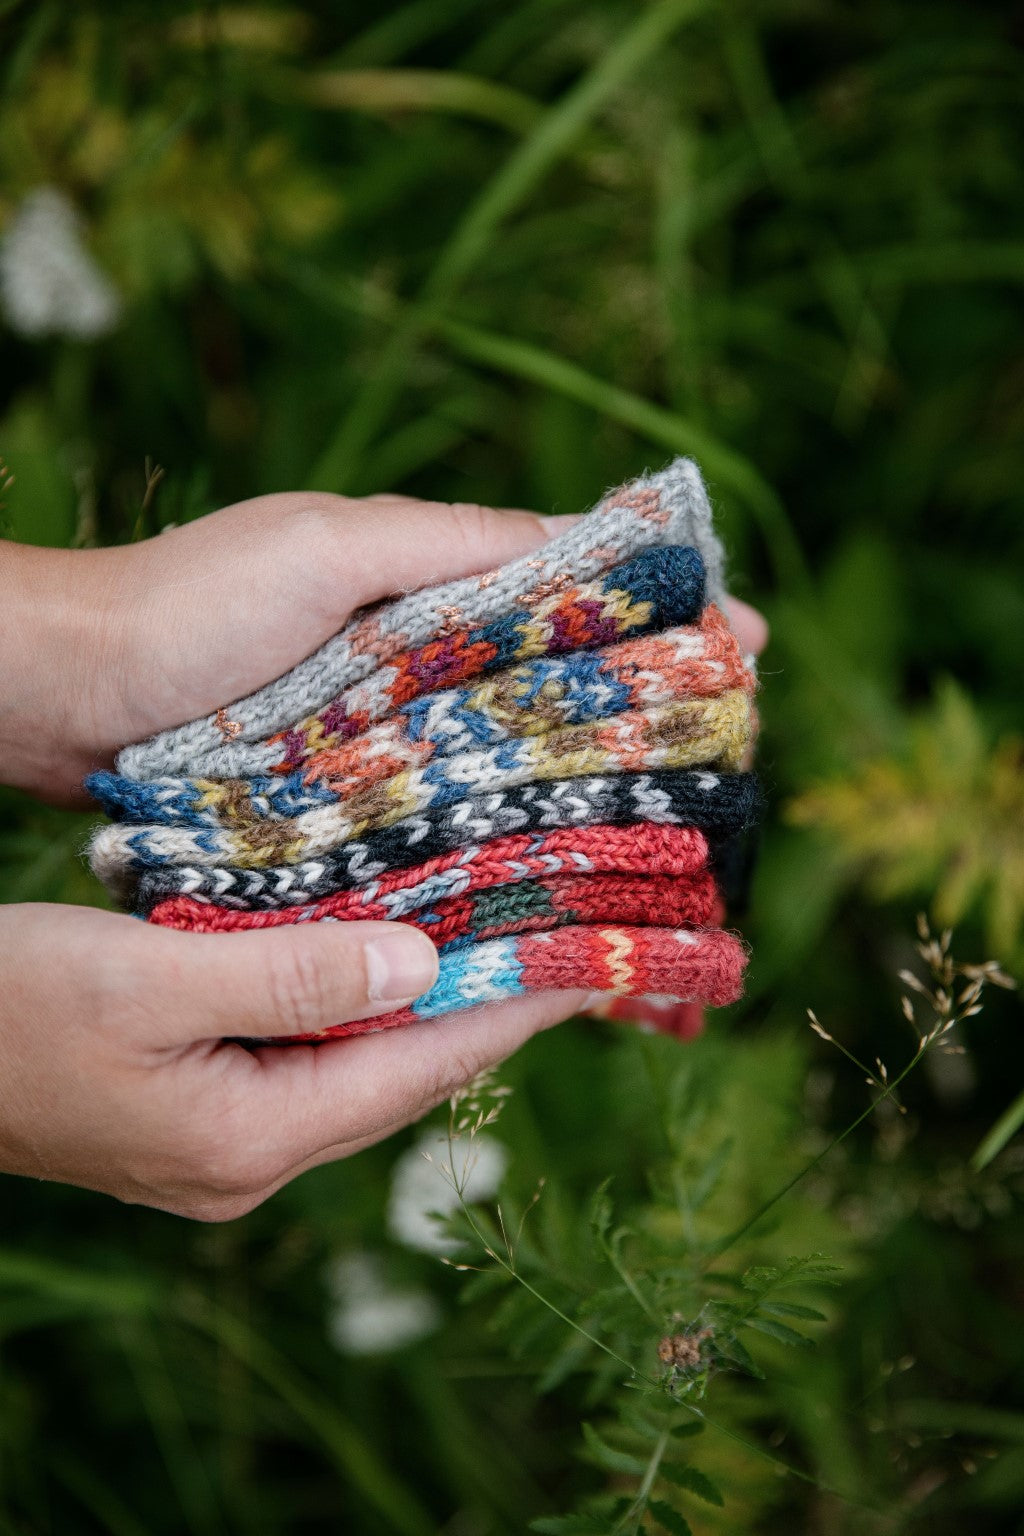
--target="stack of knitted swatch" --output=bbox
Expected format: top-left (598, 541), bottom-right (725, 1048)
top-left (86, 458), bottom-right (761, 1042)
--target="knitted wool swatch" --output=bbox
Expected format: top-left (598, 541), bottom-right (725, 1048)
top-left (129, 768), bottom-right (762, 911)
top-left (88, 459), bottom-right (759, 1032)
top-left (148, 543), bottom-right (709, 785)
top-left (87, 691), bottom-right (753, 885)
top-left (147, 821), bottom-right (713, 929)
top-left (269, 601), bottom-right (752, 794)
top-left (87, 601), bottom-right (752, 827)
top-left (150, 868), bottom-right (720, 948)
top-left (90, 687), bottom-right (751, 829)
top-left (116, 458), bottom-right (724, 783)
top-left (239, 925), bottom-right (747, 1042)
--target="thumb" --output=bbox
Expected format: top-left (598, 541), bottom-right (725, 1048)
top-left (142, 919), bottom-right (441, 1046)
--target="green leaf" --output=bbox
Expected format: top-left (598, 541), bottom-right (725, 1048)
top-left (590, 1177), bottom-right (614, 1243)
top-left (745, 1317), bottom-right (812, 1348)
top-left (972, 1087), bottom-right (1024, 1170)
top-left (713, 1334), bottom-right (765, 1378)
top-left (760, 1301), bottom-right (828, 1322)
top-left (670, 1421), bottom-right (705, 1439)
top-left (581, 1423), bottom-right (648, 1476)
top-left (690, 1137), bottom-right (735, 1210)
top-left (649, 1500), bottom-right (694, 1535)
top-left (659, 1464), bottom-right (724, 1505)
top-left (531, 1517), bottom-right (611, 1535)
top-left (740, 1265), bottom-right (780, 1292)
top-left (619, 1403), bottom-right (671, 1442)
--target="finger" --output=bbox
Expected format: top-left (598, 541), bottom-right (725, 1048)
top-left (136, 918), bottom-right (442, 1048)
top-left (165, 490), bottom-right (579, 614)
top-left (363, 491), bottom-right (550, 521)
top-left (240, 988), bottom-right (590, 1172)
top-left (724, 595), bottom-right (769, 657)
top-left (313, 497), bottom-right (580, 612)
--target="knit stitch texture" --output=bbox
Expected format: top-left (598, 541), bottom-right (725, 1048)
top-left (88, 691), bottom-right (753, 886)
top-left (128, 769), bottom-right (761, 911)
top-left (150, 868), bottom-right (721, 947)
top-left (116, 459), bottom-right (724, 782)
top-left (148, 821), bottom-right (713, 928)
top-left (236, 925), bottom-right (747, 1042)
top-left (88, 458), bottom-right (759, 1031)
top-left (135, 543), bottom-right (708, 785)
top-left (267, 602), bottom-right (752, 794)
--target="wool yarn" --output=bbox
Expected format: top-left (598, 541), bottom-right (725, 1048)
top-left (87, 601), bottom-right (753, 824)
top-left (151, 868), bottom-right (721, 948)
top-left (115, 458), bottom-right (724, 783)
top-left (88, 458), bottom-right (760, 1031)
top-left (87, 691), bottom-right (753, 886)
top-left (90, 687), bottom-right (751, 830)
top-left (148, 821), bottom-right (712, 927)
top-left (133, 543), bottom-right (709, 786)
top-left (236, 925), bottom-right (747, 1043)
top-left (269, 602), bottom-right (752, 793)
top-left (129, 768), bottom-right (762, 912)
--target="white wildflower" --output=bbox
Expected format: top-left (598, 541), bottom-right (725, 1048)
top-left (325, 1251), bottom-right (441, 1357)
top-left (0, 187), bottom-right (121, 339)
top-left (387, 1131), bottom-right (508, 1255)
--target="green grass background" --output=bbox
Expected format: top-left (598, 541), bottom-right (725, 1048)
top-left (1, 1), bottom-right (1023, 1531)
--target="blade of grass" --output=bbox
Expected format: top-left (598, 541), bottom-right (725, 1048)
top-left (117, 1318), bottom-right (225, 1536)
top-left (283, 255), bottom-right (810, 588)
top-left (654, 123), bottom-right (706, 424)
top-left (181, 1295), bottom-right (435, 1536)
top-left (300, 68), bottom-right (543, 134)
top-left (336, 0), bottom-right (484, 69)
top-left (309, 0), bottom-right (710, 491)
top-left (438, 314), bottom-right (810, 591)
top-left (52, 1453), bottom-right (153, 1536)
top-left (0, 1250), bottom-right (159, 1314)
top-left (972, 1086), bottom-right (1024, 1171)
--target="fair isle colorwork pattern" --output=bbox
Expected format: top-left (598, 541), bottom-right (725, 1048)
top-left (149, 868), bottom-right (721, 947)
top-left (241, 925), bottom-right (747, 1042)
top-left (129, 769), bottom-right (762, 911)
top-left (87, 692), bottom-right (753, 882)
top-left (147, 821), bottom-right (712, 928)
top-left (186, 543), bottom-right (707, 783)
top-left (268, 601), bottom-right (751, 793)
top-left (116, 458), bottom-right (724, 782)
top-left (91, 689), bottom-right (750, 828)
top-left (89, 582), bottom-right (744, 828)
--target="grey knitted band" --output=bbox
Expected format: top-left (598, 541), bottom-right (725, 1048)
top-left (115, 458), bottom-right (724, 781)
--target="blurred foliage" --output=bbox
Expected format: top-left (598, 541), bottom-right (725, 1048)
top-left (1, 0), bottom-right (1023, 1531)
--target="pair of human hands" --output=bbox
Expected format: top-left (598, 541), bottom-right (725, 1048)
top-left (0, 491), bottom-right (767, 1219)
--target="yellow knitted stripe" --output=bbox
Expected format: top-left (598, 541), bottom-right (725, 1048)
top-left (600, 928), bottom-right (635, 993)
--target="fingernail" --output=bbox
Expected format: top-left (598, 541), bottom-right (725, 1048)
top-left (538, 513), bottom-right (583, 539)
top-left (364, 930), bottom-right (439, 1002)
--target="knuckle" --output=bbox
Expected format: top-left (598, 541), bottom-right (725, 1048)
top-left (425, 1043), bottom-right (486, 1107)
top-left (180, 1189), bottom-right (266, 1224)
top-left (283, 498), bottom-right (352, 549)
top-left (178, 1118), bottom-right (279, 1203)
top-left (264, 941), bottom-right (341, 1038)
top-left (447, 501), bottom-right (495, 558)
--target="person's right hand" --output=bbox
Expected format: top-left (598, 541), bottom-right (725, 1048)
top-left (0, 902), bottom-right (587, 1219)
